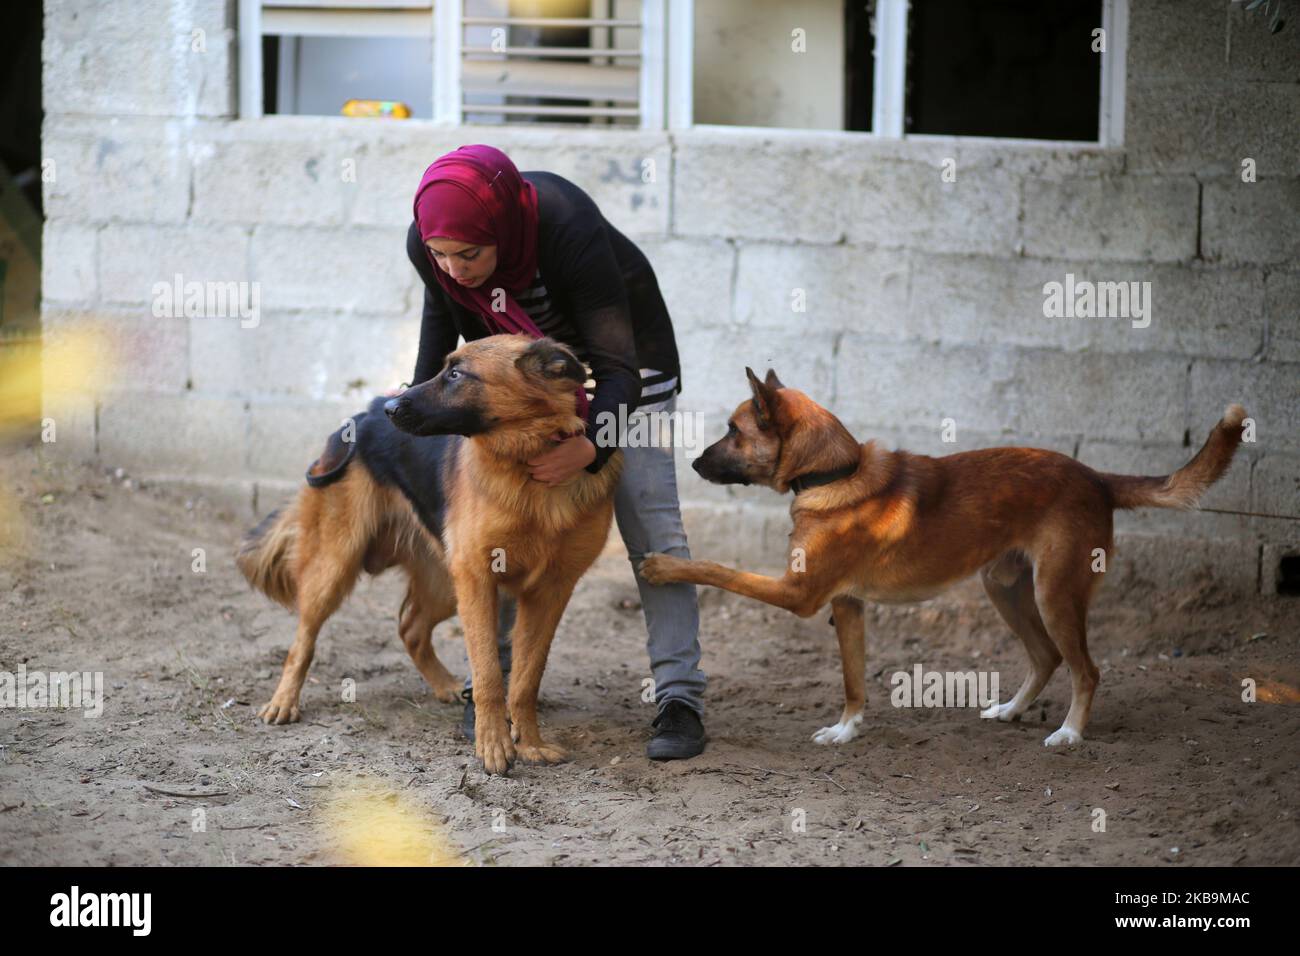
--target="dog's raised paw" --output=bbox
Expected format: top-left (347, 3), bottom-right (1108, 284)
top-left (812, 714), bottom-right (863, 745)
top-left (1043, 727), bottom-right (1082, 747)
top-left (430, 679), bottom-right (464, 704)
top-left (639, 553), bottom-right (675, 585)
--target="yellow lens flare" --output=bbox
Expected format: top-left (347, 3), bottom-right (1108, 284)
top-left (0, 323), bottom-right (114, 439)
top-left (320, 775), bottom-right (467, 867)
top-left (1253, 678), bottom-right (1300, 705)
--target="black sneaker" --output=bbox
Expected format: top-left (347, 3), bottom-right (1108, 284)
top-left (647, 700), bottom-right (706, 761)
top-left (460, 687), bottom-right (475, 742)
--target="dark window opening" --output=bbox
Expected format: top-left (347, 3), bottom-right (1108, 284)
top-left (844, 1), bottom-right (876, 132)
top-left (1279, 555), bottom-right (1300, 597)
top-left (906, 0), bottom-right (1102, 141)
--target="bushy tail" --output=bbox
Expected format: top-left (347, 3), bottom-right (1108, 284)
top-left (1102, 404), bottom-right (1247, 511)
top-left (236, 503), bottom-right (299, 609)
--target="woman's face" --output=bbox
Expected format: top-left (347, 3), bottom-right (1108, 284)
top-left (425, 238), bottom-right (498, 288)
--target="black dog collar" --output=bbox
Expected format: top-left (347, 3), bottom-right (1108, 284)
top-left (789, 463), bottom-right (858, 495)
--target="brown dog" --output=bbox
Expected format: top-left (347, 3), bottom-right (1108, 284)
top-left (642, 368), bottom-right (1246, 748)
top-left (238, 336), bottom-right (620, 774)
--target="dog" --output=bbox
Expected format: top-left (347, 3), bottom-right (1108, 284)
top-left (238, 335), bottom-right (621, 774)
top-left (642, 367), bottom-right (1246, 748)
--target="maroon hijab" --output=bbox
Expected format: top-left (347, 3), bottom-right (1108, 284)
top-left (413, 145), bottom-right (589, 421)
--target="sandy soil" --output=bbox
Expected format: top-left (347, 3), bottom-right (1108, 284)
top-left (1, 443), bottom-right (1297, 867)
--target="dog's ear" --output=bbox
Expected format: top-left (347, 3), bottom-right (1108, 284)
top-left (516, 338), bottom-right (586, 386)
top-left (746, 366), bottom-right (779, 430)
top-left (763, 368), bottom-right (785, 390)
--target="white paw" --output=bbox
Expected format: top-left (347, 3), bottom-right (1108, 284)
top-left (1043, 726), bottom-right (1083, 747)
top-left (980, 701), bottom-right (1021, 721)
top-left (812, 714), bottom-right (863, 745)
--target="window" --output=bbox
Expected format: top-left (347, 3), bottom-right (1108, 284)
top-left (238, 0), bottom-right (1126, 142)
top-left (693, 0), bottom-right (1125, 144)
top-left (239, 0), bottom-right (669, 127)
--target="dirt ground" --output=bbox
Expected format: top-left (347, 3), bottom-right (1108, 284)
top-left (1, 442), bottom-right (1297, 867)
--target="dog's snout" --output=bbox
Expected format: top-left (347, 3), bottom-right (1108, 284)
top-left (384, 397), bottom-right (405, 419)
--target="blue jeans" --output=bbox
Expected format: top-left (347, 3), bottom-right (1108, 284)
top-left (465, 395), bottom-right (707, 715)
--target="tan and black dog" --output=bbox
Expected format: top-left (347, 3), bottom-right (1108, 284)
top-left (643, 368), bottom-right (1245, 748)
top-left (238, 335), bottom-right (620, 774)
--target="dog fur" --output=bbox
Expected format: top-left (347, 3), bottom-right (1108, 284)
top-left (642, 367), bottom-right (1246, 748)
top-left (238, 335), bottom-right (621, 774)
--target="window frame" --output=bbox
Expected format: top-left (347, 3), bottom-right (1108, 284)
top-left (238, 0), bottom-right (1126, 145)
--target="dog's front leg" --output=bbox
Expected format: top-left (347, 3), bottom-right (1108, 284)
top-left (640, 553), bottom-right (825, 618)
top-left (452, 567), bottom-right (515, 774)
top-left (813, 596), bottom-right (867, 745)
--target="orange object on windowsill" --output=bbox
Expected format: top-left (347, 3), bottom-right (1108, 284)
top-left (341, 100), bottom-right (412, 119)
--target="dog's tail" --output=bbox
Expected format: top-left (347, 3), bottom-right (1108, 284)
top-left (1101, 404), bottom-right (1247, 511)
top-left (236, 501), bottom-right (300, 609)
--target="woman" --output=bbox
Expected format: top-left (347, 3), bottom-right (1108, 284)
top-left (405, 145), bottom-right (706, 761)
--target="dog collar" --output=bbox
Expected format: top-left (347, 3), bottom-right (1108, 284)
top-left (789, 463), bottom-right (857, 494)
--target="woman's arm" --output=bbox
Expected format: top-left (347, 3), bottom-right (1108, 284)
top-left (406, 221), bottom-right (460, 385)
top-left (558, 223), bottom-right (643, 474)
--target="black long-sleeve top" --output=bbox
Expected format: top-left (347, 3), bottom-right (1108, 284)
top-left (406, 170), bottom-right (682, 474)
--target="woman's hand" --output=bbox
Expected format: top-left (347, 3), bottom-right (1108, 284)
top-left (528, 433), bottom-right (597, 486)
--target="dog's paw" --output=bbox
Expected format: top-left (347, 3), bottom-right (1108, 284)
top-left (1043, 726), bottom-right (1083, 747)
top-left (476, 718), bottom-right (516, 775)
top-left (430, 678), bottom-right (464, 704)
top-left (515, 740), bottom-right (568, 765)
top-left (257, 698), bottom-right (301, 725)
top-left (640, 553), bottom-right (684, 586)
top-left (980, 701), bottom-right (1022, 722)
top-left (812, 713), bottom-right (863, 745)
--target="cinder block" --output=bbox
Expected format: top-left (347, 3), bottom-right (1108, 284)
top-left (246, 398), bottom-right (366, 479)
top-left (191, 122), bottom-right (355, 227)
top-left (635, 238), bottom-right (735, 334)
top-left (1022, 176), bottom-right (1199, 262)
top-left (1189, 358), bottom-right (1300, 451)
top-left (911, 254), bottom-right (1266, 359)
top-left (42, 0), bottom-right (234, 118)
top-left (42, 308), bottom-right (190, 395)
top-left (673, 134), bottom-right (848, 243)
top-left (41, 222), bottom-right (98, 305)
top-left (1252, 454), bottom-right (1300, 521)
top-left (1264, 269), bottom-right (1300, 362)
top-left (98, 392), bottom-right (248, 479)
top-left (1202, 178), bottom-right (1300, 265)
top-left (1125, 81), bottom-right (1300, 177)
top-left (1127, 0), bottom-right (1228, 83)
top-left (1009, 350), bottom-right (1188, 443)
top-left (99, 224), bottom-right (251, 306)
top-left (189, 312), bottom-right (415, 401)
top-left (832, 340), bottom-right (1018, 437)
top-left (734, 243), bottom-right (910, 339)
top-left (42, 117), bottom-right (191, 224)
top-left (251, 225), bottom-right (415, 314)
top-left (843, 162), bottom-right (1021, 257)
top-left (1105, 532), bottom-right (1259, 598)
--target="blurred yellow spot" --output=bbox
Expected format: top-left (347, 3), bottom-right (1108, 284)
top-left (0, 324), bottom-right (113, 440)
top-left (320, 776), bottom-right (467, 867)
top-left (1255, 679), bottom-right (1300, 705)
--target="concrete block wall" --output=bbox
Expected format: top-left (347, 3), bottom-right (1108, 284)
top-left (41, 0), bottom-right (1299, 596)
